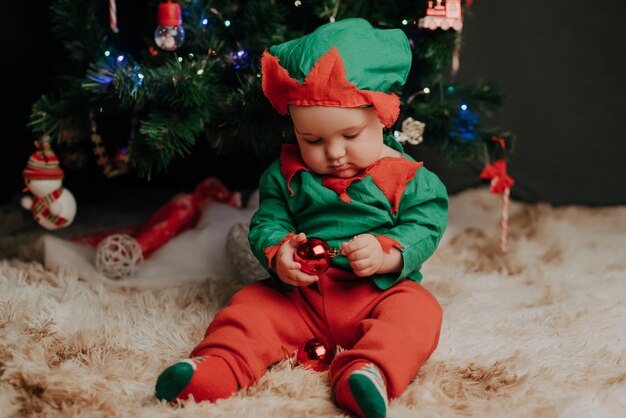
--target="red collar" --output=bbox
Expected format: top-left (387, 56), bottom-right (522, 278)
top-left (280, 144), bottom-right (422, 213)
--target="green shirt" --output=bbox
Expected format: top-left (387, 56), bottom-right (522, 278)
top-left (248, 136), bottom-right (448, 290)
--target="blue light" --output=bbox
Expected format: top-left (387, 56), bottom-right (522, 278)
top-left (224, 20), bottom-right (231, 27)
top-left (117, 55), bottom-right (125, 63)
top-left (450, 104), bottom-right (479, 143)
top-left (447, 86), bottom-right (455, 93)
top-left (202, 18), bottom-right (208, 26)
top-left (228, 49), bottom-right (250, 70)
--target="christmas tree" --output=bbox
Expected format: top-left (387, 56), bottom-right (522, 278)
top-left (28, 0), bottom-right (513, 181)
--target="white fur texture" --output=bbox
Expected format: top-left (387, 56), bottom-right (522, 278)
top-left (1, 188), bottom-right (625, 417)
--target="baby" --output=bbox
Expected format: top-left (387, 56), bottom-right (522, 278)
top-left (156, 18), bottom-right (448, 418)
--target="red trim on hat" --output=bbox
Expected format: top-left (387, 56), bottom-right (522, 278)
top-left (23, 143), bottom-right (65, 180)
top-left (23, 168), bottom-right (64, 180)
top-left (262, 48), bottom-right (401, 128)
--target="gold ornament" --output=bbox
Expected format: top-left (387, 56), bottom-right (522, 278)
top-left (394, 118), bottom-right (426, 145)
top-left (89, 111), bottom-right (129, 178)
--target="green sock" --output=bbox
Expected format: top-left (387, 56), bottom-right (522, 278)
top-left (155, 356), bottom-right (239, 403)
top-left (155, 357), bottom-right (202, 402)
top-left (335, 362), bottom-right (389, 418)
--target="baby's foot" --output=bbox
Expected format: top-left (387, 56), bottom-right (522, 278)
top-left (155, 356), bottom-right (238, 403)
top-left (334, 362), bottom-right (389, 418)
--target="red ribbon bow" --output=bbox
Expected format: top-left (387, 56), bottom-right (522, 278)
top-left (480, 159), bottom-right (514, 194)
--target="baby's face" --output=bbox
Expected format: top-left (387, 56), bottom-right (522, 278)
top-left (290, 105), bottom-right (384, 178)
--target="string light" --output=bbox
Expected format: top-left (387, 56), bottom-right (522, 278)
top-left (402, 19), bottom-right (408, 25)
top-left (423, 87), bottom-right (431, 94)
top-left (116, 55), bottom-right (125, 63)
top-left (460, 103), bottom-right (468, 111)
top-left (197, 69), bottom-right (204, 75)
top-left (447, 86), bottom-right (455, 93)
top-left (104, 50), bottom-right (111, 57)
top-left (227, 49), bottom-right (250, 69)
top-left (224, 20), bottom-right (231, 27)
top-left (202, 18), bottom-right (208, 26)
top-left (177, 57), bottom-right (183, 62)
top-left (295, 0), bottom-right (302, 6)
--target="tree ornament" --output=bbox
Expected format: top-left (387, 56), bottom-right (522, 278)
top-left (295, 338), bottom-right (336, 372)
top-left (109, 0), bottom-right (119, 33)
top-left (21, 136), bottom-right (77, 230)
top-left (294, 237), bottom-right (340, 275)
top-left (95, 234), bottom-right (143, 279)
top-left (419, 0), bottom-right (464, 31)
top-left (154, 1), bottom-right (185, 51)
top-left (89, 112), bottom-right (128, 178)
top-left (480, 137), bottom-right (515, 253)
top-left (419, 1), bottom-right (464, 75)
top-left (394, 117), bottom-right (426, 145)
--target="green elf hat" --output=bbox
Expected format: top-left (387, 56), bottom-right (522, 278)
top-left (261, 18), bottom-right (411, 128)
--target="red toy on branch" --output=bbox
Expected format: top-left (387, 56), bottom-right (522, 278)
top-left (294, 237), bottom-right (340, 275)
top-left (295, 338), bottom-right (336, 372)
top-left (154, 1), bottom-right (185, 51)
top-left (419, 0), bottom-right (464, 31)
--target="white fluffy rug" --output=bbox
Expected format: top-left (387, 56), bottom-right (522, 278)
top-left (1, 188), bottom-right (625, 417)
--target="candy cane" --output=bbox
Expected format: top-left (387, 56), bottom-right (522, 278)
top-left (500, 186), bottom-right (510, 253)
top-left (109, 0), bottom-right (119, 33)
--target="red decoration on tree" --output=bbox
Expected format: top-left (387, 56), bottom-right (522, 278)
top-left (154, 1), bottom-right (185, 51)
top-left (419, 0), bottom-right (464, 31)
top-left (480, 160), bottom-right (514, 195)
top-left (109, 0), bottom-right (118, 33)
top-left (295, 338), bottom-right (335, 372)
top-left (480, 159), bottom-right (514, 253)
top-left (294, 237), bottom-right (340, 275)
top-left (419, 1), bottom-right (465, 75)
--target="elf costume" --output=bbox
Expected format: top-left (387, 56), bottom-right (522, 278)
top-left (156, 19), bottom-right (448, 418)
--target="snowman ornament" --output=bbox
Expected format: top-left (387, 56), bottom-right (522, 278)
top-left (21, 137), bottom-right (76, 230)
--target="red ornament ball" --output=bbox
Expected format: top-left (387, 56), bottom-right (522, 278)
top-left (296, 338), bottom-right (335, 372)
top-left (294, 237), bottom-right (333, 275)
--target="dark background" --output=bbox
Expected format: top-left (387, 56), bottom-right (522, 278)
top-left (4, 1), bottom-right (626, 206)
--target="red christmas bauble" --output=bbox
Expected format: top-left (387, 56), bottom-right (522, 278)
top-left (296, 338), bottom-right (335, 372)
top-left (294, 237), bottom-right (333, 275)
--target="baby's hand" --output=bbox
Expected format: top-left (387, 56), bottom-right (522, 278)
top-left (341, 234), bottom-right (384, 277)
top-left (274, 233), bottom-right (319, 286)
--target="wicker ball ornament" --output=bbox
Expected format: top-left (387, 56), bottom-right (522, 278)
top-left (95, 234), bottom-right (143, 279)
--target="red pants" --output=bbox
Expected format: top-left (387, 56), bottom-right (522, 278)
top-left (190, 268), bottom-right (442, 398)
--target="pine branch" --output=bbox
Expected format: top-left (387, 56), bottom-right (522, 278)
top-left (31, 0), bottom-right (515, 178)
top-left (49, 0), bottom-right (106, 68)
